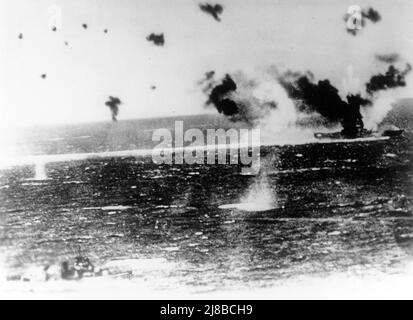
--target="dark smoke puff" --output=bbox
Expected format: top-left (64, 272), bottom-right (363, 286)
top-left (362, 7), bottom-right (381, 23)
top-left (199, 3), bottom-right (223, 22)
top-left (366, 64), bottom-right (412, 94)
top-left (198, 70), bottom-right (215, 85)
top-left (280, 74), bottom-right (346, 122)
top-left (279, 71), bottom-right (373, 136)
top-left (105, 96), bottom-right (122, 122)
top-left (206, 73), bottom-right (269, 124)
top-left (146, 33), bottom-right (165, 46)
top-left (198, 70), bottom-right (216, 94)
top-left (204, 70), bottom-right (215, 81)
top-left (346, 29), bottom-right (357, 36)
top-left (376, 54), bottom-right (400, 64)
top-left (208, 74), bottom-right (237, 114)
top-left (298, 78), bottom-right (346, 121)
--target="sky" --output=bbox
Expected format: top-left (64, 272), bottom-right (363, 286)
top-left (0, 0), bottom-right (413, 127)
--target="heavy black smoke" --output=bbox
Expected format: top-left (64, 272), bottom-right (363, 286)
top-left (207, 74), bottom-right (238, 116)
top-left (279, 72), bottom-right (371, 137)
top-left (362, 7), bottom-right (381, 23)
top-left (202, 72), bottom-right (281, 125)
top-left (105, 96), bottom-right (122, 122)
top-left (146, 33), bottom-right (165, 46)
top-left (199, 3), bottom-right (223, 22)
top-left (366, 64), bottom-right (412, 94)
top-left (202, 60), bottom-right (411, 137)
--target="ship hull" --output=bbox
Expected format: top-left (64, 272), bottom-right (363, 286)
top-left (314, 129), bottom-right (403, 140)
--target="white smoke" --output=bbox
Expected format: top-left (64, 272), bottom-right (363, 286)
top-left (229, 68), bottom-right (317, 145)
top-left (362, 92), bottom-right (395, 130)
top-left (219, 173), bottom-right (277, 212)
top-left (362, 71), bottom-right (413, 130)
top-left (240, 173), bottom-right (276, 211)
top-left (253, 81), bottom-right (297, 129)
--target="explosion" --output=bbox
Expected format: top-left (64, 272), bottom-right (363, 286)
top-left (201, 59), bottom-right (411, 138)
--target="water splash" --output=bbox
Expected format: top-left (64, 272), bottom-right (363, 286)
top-left (34, 162), bottom-right (47, 180)
top-left (219, 174), bottom-right (277, 212)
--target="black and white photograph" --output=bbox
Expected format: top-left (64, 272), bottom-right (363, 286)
top-left (0, 0), bottom-right (412, 301)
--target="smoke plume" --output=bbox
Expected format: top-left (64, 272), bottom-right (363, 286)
top-left (202, 70), bottom-right (297, 127)
top-left (105, 96), bottom-right (122, 122)
top-left (279, 72), bottom-right (371, 136)
top-left (207, 74), bottom-right (238, 117)
top-left (366, 64), bottom-right (412, 94)
top-left (202, 59), bottom-right (411, 137)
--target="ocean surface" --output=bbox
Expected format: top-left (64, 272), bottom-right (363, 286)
top-left (1, 110), bottom-right (412, 293)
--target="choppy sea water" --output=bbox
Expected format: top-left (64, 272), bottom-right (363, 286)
top-left (0, 114), bottom-right (412, 294)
